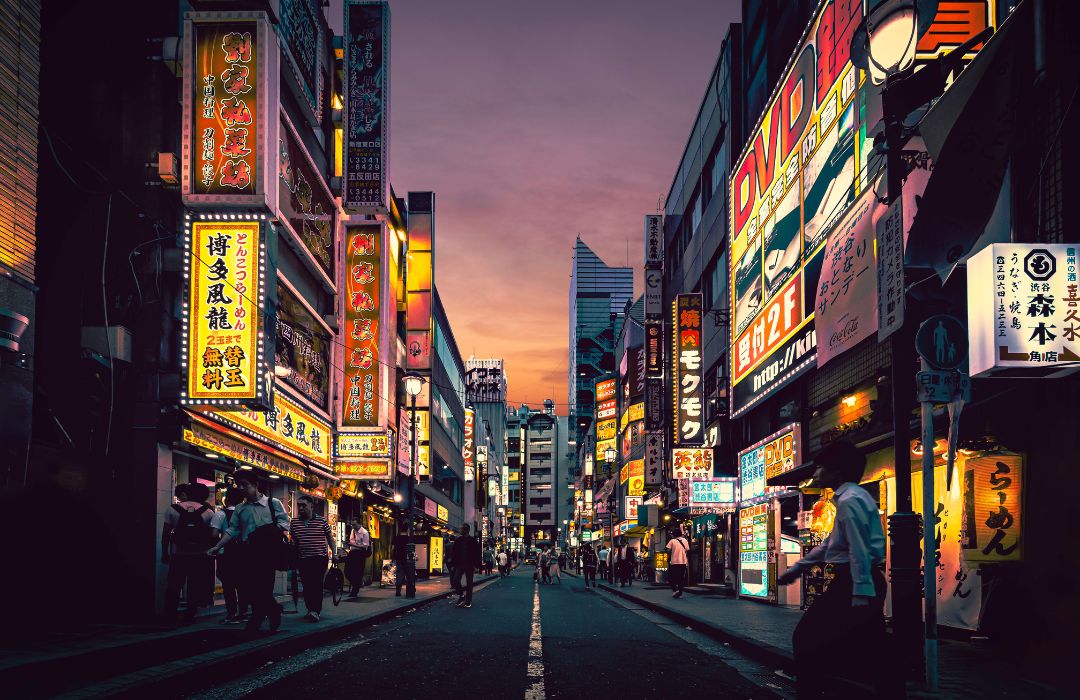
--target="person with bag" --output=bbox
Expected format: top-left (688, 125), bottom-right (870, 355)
top-left (581, 543), bottom-right (599, 589)
top-left (210, 486), bottom-right (248, 623)
top-left (208, 476), bottom-right (289, 634)
top-left (449, 523), bottom-right (480, 608)
top-left (289, 495), bottom-right (336, 622)
top-left (345, 516), bottom-right (372, 597)
top-left (162, 483), bottom-right (216, 624)
top-left (666, 529), bottom-right (690, 598)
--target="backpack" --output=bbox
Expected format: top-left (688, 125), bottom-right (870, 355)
top-left (172, 504), bottom-right (212, 552)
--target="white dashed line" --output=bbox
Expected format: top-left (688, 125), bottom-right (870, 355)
top-left (524, 581), bottom-right (546, 700)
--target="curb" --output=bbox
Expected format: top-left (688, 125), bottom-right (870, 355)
top-left (45, 575), bottom-right (498, 699)
top-left (597, 583), bottom-right (796, 673)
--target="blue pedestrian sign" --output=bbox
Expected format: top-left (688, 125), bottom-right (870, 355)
top-left (916, 315), bottom-right (968, 371)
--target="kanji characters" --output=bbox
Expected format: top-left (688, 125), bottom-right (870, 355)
top-left (220, 128), bottom-right (251, 158)
top-left (220, 31), bottom-right (252, 63)
top-left (206, 307), bottom-right (233, 330)
top-left (220, 63), bottom-right (251, 95)
top-left (219, 96), bottom-right (252, 128)
top-left (219, 159), bottom-right (251, 189)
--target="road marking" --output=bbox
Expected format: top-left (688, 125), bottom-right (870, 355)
top-left (524, 581), bottom-right (546, 700)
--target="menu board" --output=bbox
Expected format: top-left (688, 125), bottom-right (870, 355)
top-left (739, 503), bottom-right (774, 600)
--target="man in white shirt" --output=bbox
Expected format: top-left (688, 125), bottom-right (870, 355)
top-left (666, 529), bottom-right (690, 598)
top-left (346, 516), bottom-right (372, 596)
top-left (777, 440), bottom-right (896, 698)
top-left (597, 545), bottom-right (610, 581)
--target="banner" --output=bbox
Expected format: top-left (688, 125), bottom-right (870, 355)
top-left (276, 281), bottom-right (330, 409)
top-left (343, 1), bottom-right (390, 212)
top-left (815, 192), bottom-right (877, 367)
top-left (278, 111), bottom-right (336, 280)
top-left (876, 197), bottom-right (905, 342)
top-left (182, 219), bottom-right (268, 408)
top-left (342, 224), bottom-right (382, 427)
top-left (207, 390), bottom-right (331, 468)
top-left (965, 454), bottom-right (1022, 563)
top-left (463, 407), bottom-right (475, 482)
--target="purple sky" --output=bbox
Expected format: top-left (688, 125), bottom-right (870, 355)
top-left (333, 0), bottom-right (740, 412)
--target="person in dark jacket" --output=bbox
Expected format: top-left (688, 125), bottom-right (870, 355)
top-left (449, 524), bottom-right (481, 608)
top-left (581, 543), bottom-right (599, 589)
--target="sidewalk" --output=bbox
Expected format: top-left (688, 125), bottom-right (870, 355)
top-left (595, 581), bottom-right (1056, 699)
top-left (2, 573), bottom-right (496, 699)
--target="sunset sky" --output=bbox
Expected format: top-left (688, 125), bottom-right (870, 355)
top-left (334, 0), bottom-right (740, 413)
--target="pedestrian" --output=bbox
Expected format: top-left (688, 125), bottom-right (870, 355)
top-left (537, 548), bottom-right (549, 583)
top-left (345, 516), bottom-right (371, 596)
top-left (393, 527), bottom-right (415, 597)
top-left (450, 524), bottom-right (480, 608)
top-left (162, 483), bottom-right (215, 625)
top-left (208, 476), bottom-right (289, 634)
top-left (497, 549), bottom-right (509, 577)
top-left (623, 546), bottom-right (637, 587)
top-left (776, 440), bottom-right (899, 698)
top-left (482, 545), bottom-right (495, 575)
top-left (581, 543), bottom-right (598, 588)
top-left (210, 486), bottom-right (249, 623)
top-left (597, 544), bottom-right (610, 581)
top-left (289, 495), bottom-right (336, 622)
top-left (666, 529), bottom-right (690, 598)
top-left (550, 549), bottom-right (562, 584)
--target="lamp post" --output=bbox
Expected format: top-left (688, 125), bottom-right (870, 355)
top-left (402, 372), bottom-right (425, 598)
top-left (852, 1), bottom-right (992, 690)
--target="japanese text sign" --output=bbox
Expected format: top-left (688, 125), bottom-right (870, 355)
top-left (182, 219), bottom-right (267, 408)
top-left (596, 378), bottom-right (617, 403)
top-left (815, 192), bottom-right (877, 367)
top-left (624, 496), bottom-right (642, 521)
top-left (691, 478), bottom-right (737, 506)
top-left (672, 448), bottom-right (713, 480)
top-left (342, 224), bottom-right (382, 427)
top-left (279, 0), bottom-right (324, 122)
top-left (645, 321), bottom-right (664, 376)
top-left (644, 214), bottom-right (663, 267)
top-left (464, 407), bottom-right (475, 482)
top-left (739, 423), bottom-right (799, 503)
top-left (673, 294), bottom-right (704, 445)
top-left (208, 390), bottom-right (331, 468)
top-left (343, 1), bottom-right (390, 212)
top-left (968, 244), bottom-right (1080, 377)
top-left (876, 198), bottom-right (905, 341)
top-left (279, 111), bottom-right (336, 280)
top-left (183, 15), bottom-right (274, 208)
top-left (966, 454), bottom-right (1022, 563)
top-left (337, 461), bottom-right (392, 479)
top-left (335, 431), bottom-right (392, 459)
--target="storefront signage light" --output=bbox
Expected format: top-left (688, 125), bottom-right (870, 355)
top-left (183, 424), bottom-right (305, 481)
top-left (182, 13), bottom-right (275, 209)
top-left (276, 280), bottom-right (331, 409)
top-left (739, 502), bottom-right (771, 599)
top-left (181, 217), bottom-right (269, 409)
top-left (738, 423), bottom-right (800, 504)
top-left (335, 431), bottom-right (392, 459)
top-left (207, 389), bottom-right (331, 468)
top-left (341, 224), bottom-right (383, 427)
top-left (690, 478), bottom-right (738, 506)
top-left (672, 447), bottom-right (713, 480)
top-left (278, 110), bottom-right (336, 281)
top-left (437, 504), bottom-right (449, 522)
top-left (968, 244), bottom-right (1080, 377)
top-left (343, 0), bottom-right (390, 212)
top-left (463, 407), bottom-right (475, 482)
top-left (673, 293), bottom-right (704, 445)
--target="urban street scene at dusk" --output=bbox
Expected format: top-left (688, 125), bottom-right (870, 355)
top-left (0, 0), bottom-right (1076, 697)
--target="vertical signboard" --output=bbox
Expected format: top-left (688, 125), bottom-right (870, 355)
top-left (406, 192), bottom-right (434, 371)
top-left (739, 502), bottom-right (773, 599)
top-left (343, 1), bottom-right (390, 213)
top-left (341, 224), bottom-right (382, 427)
top-left (644, 214), bottom-right (664, 267)
top-left (276, 281), bottom-right (331, 410)
top-left (464, 407), bottom-right (476, 482)
top-left (278, 111), bottom-right (336, 282)
top-left (673, 293), bottom-right (704, 445)
top-left (968, 243), bottom-right (1080, 377)
top-left (594, 378), bottom-right (618, 464)
top-left (738, 423), bottom-right (800, 504)
top-left (278, 0), bottom-right (324, 123)
top-left (876, 198), bottom-right (905, 341)
top-left (183, 14), bottom-right (276, 209)
top-left (645, 321), bottom-right (664, 376)
top-left (182, 217), bottom-right (269, 409)
top-left (645, 269), bottom-right (663, 320)
top-left (965, 454), bottom-right (1022, 563)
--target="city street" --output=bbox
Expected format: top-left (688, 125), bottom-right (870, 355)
top-left (188, 568), bottom-right (784, 700)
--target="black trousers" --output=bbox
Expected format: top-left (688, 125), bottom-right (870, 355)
top-left (669, 563), bottom-right (688, 594)
top-left (584, 565), bottom-right (597, 587)
top-left (345, 549), bottom-right (369, 594)
top-left (451, 566), bottom-right (475, 604)
top-left (216, 552), bottom-right (247, 616)
top-left (164, 551), bottom-right (212, 618)
top-left (298, 556), bottom-right (328, 614)
top-left (240, 550), bottom-right (280, 631)
top-left (792, 563), bottom-right (901, 698)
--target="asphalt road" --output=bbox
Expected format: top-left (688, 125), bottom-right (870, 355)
top-left (193, 568), bottom-right (785, 699)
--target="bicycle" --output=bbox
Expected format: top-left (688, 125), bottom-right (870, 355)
top-left (324, 556), bottom-right (345, 606)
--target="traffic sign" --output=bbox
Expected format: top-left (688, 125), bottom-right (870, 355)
top-left (915, 370), bottom-right (971, 403)
top-left (916, 314), bottom-right (968, 370)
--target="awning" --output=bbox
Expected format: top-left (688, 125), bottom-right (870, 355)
top-left (183, 414), bottom-right (307, 482)
top-left (905, 1), bottom-right (1031, 280)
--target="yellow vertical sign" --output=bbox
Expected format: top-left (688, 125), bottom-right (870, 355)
top-left (429, 536), bottom-right (444, 572)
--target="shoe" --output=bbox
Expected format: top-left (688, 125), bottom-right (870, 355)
top-left (309, 611), bottom-right (321, 622)
top-left (269, 605), bottom-right (282, 632)
top-left (674, 591), bottom-right (683, 599)
top-left (221, 615), bottom-right (236, 624)
top-left (456, 600), bottom-right (466, 608)
top-left (463, 603), bottom-right (472, 608)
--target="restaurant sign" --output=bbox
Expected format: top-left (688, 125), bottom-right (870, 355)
top-left (673, 294), bottom-right (704, 445)
top-left (672, 447), bottom-right (713, 480)
top-left (341, 224), bottom-right (383, 427)
top-left (207, 389), bottom-right (331, 468)
top-left (278, 111), bottom-right (336, 280)
top-left (343, 1), bottom-right (390, 212)
top-left (335, 431), bottom-right (392, 459)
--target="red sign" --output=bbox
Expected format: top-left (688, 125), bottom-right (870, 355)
top-left (674, 294), bottom-right (704, 445)
top-left (342, 225), bottom-right (381, 427)
top-left (733, 271), bottom-right (804, 383)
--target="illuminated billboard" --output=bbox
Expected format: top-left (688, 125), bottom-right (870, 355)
top-left (341, 224), bottom-right (382, 427)
top-left (464, 407), bottom-right (475, 482)
top-left (276, 280), bottom-right (330, 410)
top-left (181, 218), bottom-right (268, 409)
top-left (406, 193), bottom-right (434, 370)
top-left (335, 431), bottom-right (392, 459)
top-left (183, 14), bottom-right (275, 209)
top-left (207, 390), bottom-right (331, 469)
top-left (278, 111), bottom-right (336, 281)
top-left (738, 423), bottom-right (800, 504)
top-left (343, 1), bottom-right (390, 212)
top-left (739, 503), bottom-right (772, 599)
top-left (672, 448), bottom-right (713, 480)
top-left (673, 294), bottom-right (704, 445)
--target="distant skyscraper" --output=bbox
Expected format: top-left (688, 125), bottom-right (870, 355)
top-left (568, 237), bottom-right (634, 455)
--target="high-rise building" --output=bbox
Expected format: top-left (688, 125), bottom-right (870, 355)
top-left (568, 237), bottom-right (633, 461)
top-left (518, 400), bottom-right (569, 549)
top-left (465, 357), bottom-right (507, 542)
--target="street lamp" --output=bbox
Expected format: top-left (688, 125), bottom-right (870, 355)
top-left (860, 0), bottom-right (921, 84)
top-left (402, 372), bottom-right (425, 598)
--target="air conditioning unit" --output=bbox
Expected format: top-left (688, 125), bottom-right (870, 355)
top-left (81, 326), bottom-right (134, 364)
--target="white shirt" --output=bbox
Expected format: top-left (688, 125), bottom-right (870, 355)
top-left (498, 552), bottom-right (508, 565)
top-left (666, 536), bottom-right (690, 565)
top-left (349, 526), bottom-right (371, 549)
top-left (598, 548), bottom-right (609, 562)
top-left (794, 482), bottom-right (886, 597)
top-left (209, 507), bottom-right (234, 532)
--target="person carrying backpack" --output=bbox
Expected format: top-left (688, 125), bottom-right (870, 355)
top-left (162, 482), bottom-right (216, 624)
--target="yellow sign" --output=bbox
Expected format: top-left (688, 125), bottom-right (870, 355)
top-left (430, 536), bottom-right (444, 571)
top-left (509, 471), bottom-right (519, 482)
top-left (596, 418), bottom-right (617, 442)
top-left (336, 461), bottom-right (392, 479)
top-left (437, 504), bottom-right (448, 522)
top-left (207, 390), bottom-right (332, 467)
top-left (620, 402), bottom-right (645, 431)
top-left (596, 438), bottom-right (616, 464)
top-left (967, 454), bottom-right (1022, 562)
top-left (415, 409), bottom-right (431, 478)
top-left (183, 219), bottom-right (266, 407)
top-left (335, 431), bottom-right (393, 459)
top-left (628, 475), bottom-right (645, 497)
top-left (183, 425), bottom-right (305, 482)
top-left (621, 458), bottom-right (644, 484)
